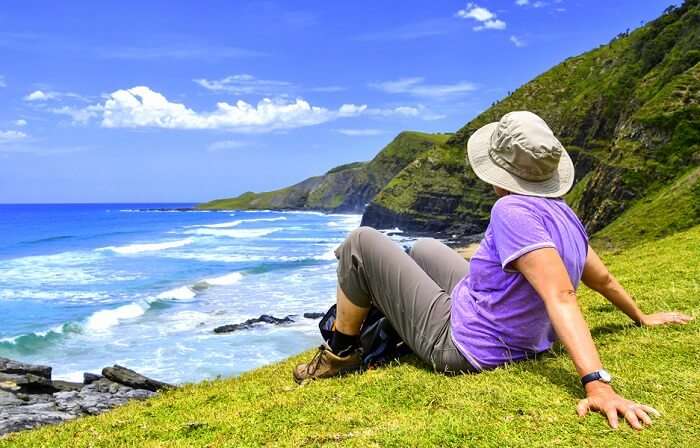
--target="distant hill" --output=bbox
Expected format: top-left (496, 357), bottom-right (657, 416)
top-left (198, 132), bottom-right (451, 213)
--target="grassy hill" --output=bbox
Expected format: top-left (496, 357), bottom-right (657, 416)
top-left (2, 224), bottom-right (698, 447)
top-left (364, 0), bottom-right (700, 237)
top-left (198, 132), bottom-right (451, 213)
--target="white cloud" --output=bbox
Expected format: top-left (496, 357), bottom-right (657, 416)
top-left (456, 3), bottom-right (506, 31)
top-left (194, 74), bottom-right (293, 96)
top-left (0, 75), bottom-right (6, 88)
top-left (24, 90), bottom-right (56, 101)
top-left (533, 1), bottom-right (547, 7)
top-left (336, 128), bottom-right (383, 136)
top-left (54, 86), bottom-right (367, 132)
top-left (24, 90), bottom-right (86, 102)
top-left (51, 105), bottom-right (104, 124)
top-left (309, 85), bottom-right (346, 93)
top-left (14, 119), bottom-right (27, 127)
top-left (195, 75), bottom-right (347, 95)
top-left (208, 140), bottom-right (248, 151)
top-left (510, 35), bottom-right (527, 47)
top-left (365, 105), bottom-right (446, 121)
top-left (0, 130), bottom-right (27, 144)
top-left (516, 0), bottom-right (529, 5)
top-left (370, 77), bottom-right (476, 98)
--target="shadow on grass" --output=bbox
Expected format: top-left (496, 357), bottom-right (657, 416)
top-left (589, 322), bottom-right (634, 338)
top-left (381, 321), bottom-right (635, 397)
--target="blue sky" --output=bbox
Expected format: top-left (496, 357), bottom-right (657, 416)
top-left (0, 0), bottom-right (680, 203)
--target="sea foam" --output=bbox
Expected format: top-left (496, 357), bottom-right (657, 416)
top-left (185, 228), bottom-right (282, 238)
top-left (98, 238), bottom-right (193, 254)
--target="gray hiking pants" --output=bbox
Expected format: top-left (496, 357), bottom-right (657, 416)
top-left (334, 226), bottom-right (474, 374)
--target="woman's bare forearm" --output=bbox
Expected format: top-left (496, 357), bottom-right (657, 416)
top-left (543, 290), bottom-right (603, 377)
top-left (596, 275), bottom-right (644, 324)
top-left (582, 246), bottom-right (644, 323)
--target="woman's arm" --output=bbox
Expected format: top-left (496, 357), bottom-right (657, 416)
top-left (581, 245), bottom-right (693, 326)
top-left (513, 247), bottom-right (658, 430)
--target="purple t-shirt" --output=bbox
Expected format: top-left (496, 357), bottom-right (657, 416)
top-left (450, 194), bottom-right (588, 370)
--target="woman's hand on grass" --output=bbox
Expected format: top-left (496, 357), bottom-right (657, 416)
top-left (577, 383), bottom-right (660, 430)
top-left (639, 311), bottom-right (694, 327)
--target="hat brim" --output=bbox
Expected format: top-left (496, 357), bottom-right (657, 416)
top-left (466, 122), bottom-right (575, 198)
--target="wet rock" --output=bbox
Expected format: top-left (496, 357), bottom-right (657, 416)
top-left (303, 312), bottom-right (325, 319)
top-left (102, 365), bottom-right (173, 392)
top-left (214, 314), bottom-right (295, 333)
top-left (0, 357), bottom-right (52, 379)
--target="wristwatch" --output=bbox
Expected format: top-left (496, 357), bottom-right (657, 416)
top-left (580, 369), bottom-right (613, 387)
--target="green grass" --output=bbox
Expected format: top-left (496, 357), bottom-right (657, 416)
top-left (3, 226), bottom-right (699, 447)
top-left (593, 166), bottom-right (700, 250)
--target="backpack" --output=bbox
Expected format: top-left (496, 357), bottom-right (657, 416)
top-left (319, 304), bottom-right (412, 369)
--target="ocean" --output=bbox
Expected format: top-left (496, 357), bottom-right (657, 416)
top-left (0, 204), bottom-right (408, 384)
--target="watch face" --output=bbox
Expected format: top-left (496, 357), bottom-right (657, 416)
top-left (599, 369), bottom-right (612, 383)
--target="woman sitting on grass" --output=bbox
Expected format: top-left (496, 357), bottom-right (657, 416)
top-left (293, 111), bottom-right (693, 430)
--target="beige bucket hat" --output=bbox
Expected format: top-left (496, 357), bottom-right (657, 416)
top-left (466, 111), bottom-right (574, 198)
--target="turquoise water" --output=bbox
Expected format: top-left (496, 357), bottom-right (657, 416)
top-left (0, 204), bottom-right (379, 383)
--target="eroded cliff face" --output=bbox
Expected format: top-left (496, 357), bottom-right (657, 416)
top-left (364, 1), bottom-right (700, 236)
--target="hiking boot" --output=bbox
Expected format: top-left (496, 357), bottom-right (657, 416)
top-left (293, 344), bottom-right (362, 384)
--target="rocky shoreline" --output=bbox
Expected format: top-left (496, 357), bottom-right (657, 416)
top-left (0, 357), bottom-right (172, 437)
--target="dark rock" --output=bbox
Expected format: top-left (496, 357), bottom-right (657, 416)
top-left (51, 380), bottom-right (83, 392)
top-left (0, 357), bottom-right (52, 379)
top-left (53, 379), bottom-right (155, 416)
top-left (83, 372), bottom-right (103, 384)
top-left (214, 314), bottom-right (295, 333)
top-left (102, 365), bottom-right (173, 392)
top-left (0, 401), bottom-right (75, 435)
top-left (0, 358), bottom-right (164, 437)
top-left (303, 312), bottom-right (325, 319)
top-left (0, 372), bottom-right (56, 394)
top-left (0, 390), bottom-right (23, 406)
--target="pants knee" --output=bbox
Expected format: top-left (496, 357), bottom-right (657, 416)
top-left (346, 226), bottom-right (380, 251)
top-left (410, 238), bottom-right (439, 259)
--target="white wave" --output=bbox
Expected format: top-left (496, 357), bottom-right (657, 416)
top-left (0, 323), bottom-right (69, 344)
top-left (85, 302), bottom-right (147, 331)
top-left (199, 272), bottom-right (244, 286)
top-left (198, 220), bottom-right (243, 228)
top-left (185, 228), bottom-right (281, 238)
top-left (165, 253), bottom-right (268, 263)
top-left (327, 221), bottom-right (339, 227)
top-left (314, 247), bottom-right (338, 261)
top-left (278, 210), bottom-right (327, 216)
top-left (0, 251), bottom-right (102, 285)
top-left (156, 286), bottom-right (197, 301)
top-left (0, 289), bottom-right (112, 302)
top-left (98, 238), bottom-right (193, 255)
top-left (378, 227), bottom-right (404, 234)
top-left (192, 216), bottom-right (287, 229)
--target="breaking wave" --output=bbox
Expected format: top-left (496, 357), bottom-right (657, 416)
top-left (98, 238), bottom-right (193, 254)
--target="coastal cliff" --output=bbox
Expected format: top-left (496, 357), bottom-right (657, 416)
top-left (198, 132), bottom-right (451, 213)
top-left (199, 1), bottom-right (700, 243)
top-left (365, 1), bottom-right (700, 237)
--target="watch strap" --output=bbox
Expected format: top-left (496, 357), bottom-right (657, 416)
top-left (580, 371), bottom-right (602, 387)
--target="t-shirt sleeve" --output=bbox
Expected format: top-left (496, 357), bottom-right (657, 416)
top-left (490, 198), bottom-right (556, 271)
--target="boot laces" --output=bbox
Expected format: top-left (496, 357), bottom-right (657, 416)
top-left (306, 345), bottom-right (327, 376)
